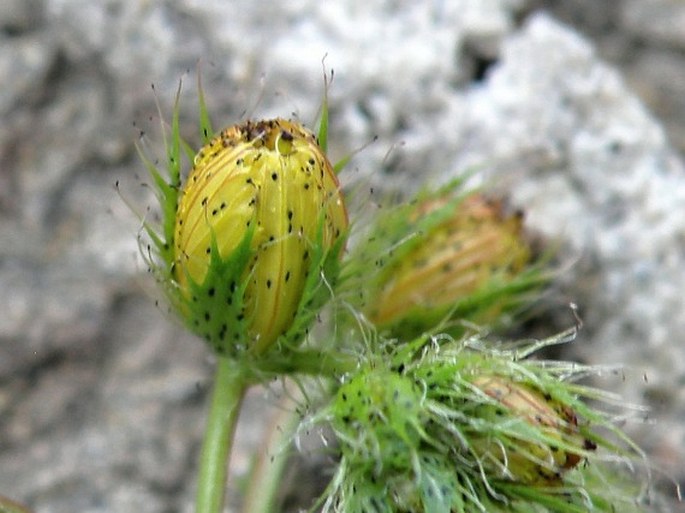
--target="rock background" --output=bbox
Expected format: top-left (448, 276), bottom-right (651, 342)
top-left (1, 1), bottom-right (684, 512)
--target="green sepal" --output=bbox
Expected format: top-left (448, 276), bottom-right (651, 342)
top-left (197, 69), bottom-right (214, 144)
top-left (135, 80), bottom-right (186, 275)
top-left (277, 214), bottom-right (349, 353)
top-left (175, 220), bottom-right (256, 357)
top-left (317, 67), bottom-right (331, 154)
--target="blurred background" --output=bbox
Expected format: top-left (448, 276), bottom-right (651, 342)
top-left (1, 1), bottom-right (684, 511)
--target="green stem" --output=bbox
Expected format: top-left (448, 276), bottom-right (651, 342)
top-left (241, 381), bottom-right (303, 513)
top-left (258, 349), bottom-right (357, 377)
top-left (196, 356), bottom-right (248, 513)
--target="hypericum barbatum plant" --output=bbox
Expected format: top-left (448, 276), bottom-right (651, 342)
top-left (132, 74), bottom-right (665, 513)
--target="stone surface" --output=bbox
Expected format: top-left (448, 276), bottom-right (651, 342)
top-left (622, 0), bottom-right (685, 49)
top-left (1, 1), bottom-right (684, 512)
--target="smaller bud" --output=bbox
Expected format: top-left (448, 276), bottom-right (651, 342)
top-left (359, 190), bottom-right (540, 336)
top-left (468, 374), bottom-right (593, 484)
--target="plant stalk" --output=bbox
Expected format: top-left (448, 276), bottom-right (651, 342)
top-left (195, 356), bottom-right (248, 513)
top-left (240, 381), bottom-right (303, 513)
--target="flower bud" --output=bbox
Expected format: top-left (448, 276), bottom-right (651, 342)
top-left (468, 374), bottom-right (592, 484)
top-left (172, 118), bottom-right (347, 355)
top-left (364, 192), bottom-right (536, 335)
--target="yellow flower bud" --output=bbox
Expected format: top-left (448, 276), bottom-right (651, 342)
top-left (366, 193), bottom-right (533, 333)
top-left (469, 375), bottom-right (593, 484)
top-left (173, 118), bottom-right (347, 355)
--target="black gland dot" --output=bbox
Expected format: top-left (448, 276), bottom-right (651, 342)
top-left (266, 279), bottom-right (272, 289)
top-left (208, 287), bottom-right (215, 297)
top-left (285, 271), bottom-right (291, 282)
top-left (204, 312), bottom-right (211, 321)
top-left (271, 172), bottom-right (278, 181)
top-left (206, 247), bottom-right (211, 255)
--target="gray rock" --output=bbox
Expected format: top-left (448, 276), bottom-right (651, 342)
top-left (0, 0), bottom-right (43, 34)
top-left (622, 0), bottom-right (685, 49)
